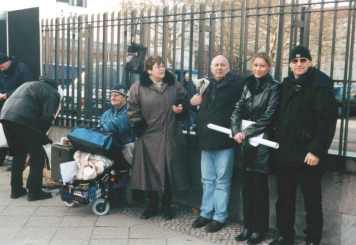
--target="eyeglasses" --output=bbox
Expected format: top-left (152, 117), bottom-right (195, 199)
top-left (291, 58), bottom-right (309, 64)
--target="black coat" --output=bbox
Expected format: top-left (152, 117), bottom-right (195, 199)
top-left (231, 74), bottom-right (280, 173)
top-left (273, 67), bottom-right (337, 168)
top-left (0, 58), bottom-right (33, 109)
top-left (0, 80), bottom-right (60, 143)
top-left (196, 72), bottom-right (245, 150)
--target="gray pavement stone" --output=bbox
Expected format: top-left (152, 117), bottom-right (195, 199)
top-left (0, 227), bottom-right (21, 240)
top-left (52, 227), bottom-right (93, 240)
top-left (0, 215), bottom-right (29, 227)
top-left (91, 227), bottom-right (129, 239)
top-left (60, 216), bottom-right (98, 227)
top-left (1, 239), bottom-right (50, 245)
top-left (50, 240), bottom-right (89, 245)
top-left (127, 238), bottom-right (166, 245)
top-left (25, 216), bottom-right (64, 228)
top-left (96, 212), bottom-right (144, 227)
top-left (13, 227), bottom-right (57, 241)
top-left (129, 223), bottom-right (179, 239)
top-left (1, 205), bottom-right (38, 216)
top-left (34, 206), bottom-right (71, 217)
top-left (89, 239), bottom-right (128, 245)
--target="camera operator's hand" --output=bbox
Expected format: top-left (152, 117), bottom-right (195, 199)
top-left (172, 104), bottom-right (183, 114)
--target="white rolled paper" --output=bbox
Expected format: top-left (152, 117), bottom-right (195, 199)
top-left (207, 123), bottom-right (279, 149)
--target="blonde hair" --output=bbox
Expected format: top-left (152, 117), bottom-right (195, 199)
top-left (251, 52), bottom-right (272, 66)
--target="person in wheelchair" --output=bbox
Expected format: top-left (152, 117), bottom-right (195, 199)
top-left (99, 84), bottom-right (135, 172)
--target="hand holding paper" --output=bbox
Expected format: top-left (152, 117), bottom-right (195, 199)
top-left (207, 121), bottom-right (279, 149)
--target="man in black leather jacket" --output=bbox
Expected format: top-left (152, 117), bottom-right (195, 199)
top-left (0, 79), bottom-right (60, 201)
top-left (270, 46), bottom-right (337, 245)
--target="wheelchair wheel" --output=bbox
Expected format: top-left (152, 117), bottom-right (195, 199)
top-left (92, 198), bottom-right (110, 216)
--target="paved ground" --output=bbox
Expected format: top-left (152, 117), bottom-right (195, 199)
top-left (0, 164), bottom-right (244, 245)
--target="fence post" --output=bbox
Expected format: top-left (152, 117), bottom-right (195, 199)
top-left (198, 3), bottom-right (206, 77)
top-left (274, 0), bottom-right (285, 82)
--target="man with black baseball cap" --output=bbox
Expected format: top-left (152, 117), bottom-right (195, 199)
top-left (270, 46), bottom-right (337, 245)
top-left (0, 53), bottom-right (33, 166)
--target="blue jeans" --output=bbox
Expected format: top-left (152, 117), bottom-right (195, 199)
top-left (200, 148), bottom-right (235, 223)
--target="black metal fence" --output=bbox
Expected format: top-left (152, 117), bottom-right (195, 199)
top-left (41, 0), bottom-right (356, 157)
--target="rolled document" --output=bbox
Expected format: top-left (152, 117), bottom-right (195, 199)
top-left (207, 123), bottom-right (279, 149)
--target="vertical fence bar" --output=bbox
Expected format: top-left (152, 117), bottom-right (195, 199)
top-left (274, 0), bottom-right (285, 82)
top-left (154, 7), bottom-right (159, 56)
top-left (339, 0), bottom-right (353, 156)
top-left (172, 5), bottom-right (177, 72)
top-left (316, 0), bottom-right (325, 69)
top-left (188, 4), bottom-right (194, 79)
top-left (109, 12), bottom-right (115, 89)
top-left (76, 15), bottom-right (83, 125)
top-left (198, 3), bottom-right (205, 77)
top-left (146, 8), bottom-right (152, 56)
top-left (116, 11), bottom-right (121, 85)
top-left (255, 0), bottom-right (260, 53)
top-left (102, 13), bottom-right (108, 114)
top-left (208, 4), bottom-right (216, 67)
top-left (343, 0), bottom-right (356, 156)
top-left (55, 18), bottom-right (60, 81)
top-left (266, 0), bottom-right (272, 56)
top-left (59, 17), bottom-right (66, 126)
top-left (64, 16), bottom-right (71, 127)
top-left (220, 2), bottom-right (224, 54)
top-left (239, 0), bottom-right (246, 72)
top-left (162, 6), bottom-right (168, 64)
top-left (180, 5), bottom-right (186, 82)
top-left (229, 1), bottom-right (235, 63)
top-left (94, 14), bottom-right (100, 119)
top-left (329, 1), bottom-right (338, 78)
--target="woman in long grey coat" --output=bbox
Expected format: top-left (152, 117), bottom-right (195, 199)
top-left (127, 56), bottom-right (189, 220)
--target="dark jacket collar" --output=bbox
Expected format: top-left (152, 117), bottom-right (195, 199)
top-left (209, 71), bottom-right (239, 89)
top-left (245, 73), bottom-right (273, 94)
top-left (139, 70), bottom-right (176, 87)
top-left (286, 67), bottom-right (332, 89)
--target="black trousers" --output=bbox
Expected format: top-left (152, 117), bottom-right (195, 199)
top-left (275, 165), bottom-right (323, 243)
top-left (2, 121), bottom-right (46, 194)
top-left (243, 171), bottom-right (269, 233)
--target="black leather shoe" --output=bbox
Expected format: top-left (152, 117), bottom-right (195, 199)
top-left (205, 220), bottom-right (225, 233)
top-left (27, 191), bottom-right (52, 201)
top-left (247, 232), bottom-right (264, 245)
top-left (192, 216), bottom-right (211, 228)
top-left (140, 207), bottom-right (158, 219)
top-left (10, 187), bottom-right (27, 199)
top-left (235, 228), bottom-right (251, 241)
top-left (162, 206), bottom-right (175, 220)
top-left (269, 236), bottom-right (293, 245)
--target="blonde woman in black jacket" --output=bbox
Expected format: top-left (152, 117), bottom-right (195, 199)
top-left (231, 53), bottom-right (280, 244)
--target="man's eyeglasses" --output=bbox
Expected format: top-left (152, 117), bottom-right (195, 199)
top-left (291, 58), bottom-right (309, 64)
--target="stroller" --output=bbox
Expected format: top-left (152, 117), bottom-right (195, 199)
top-left (59, 129), bottom-right (130, 216)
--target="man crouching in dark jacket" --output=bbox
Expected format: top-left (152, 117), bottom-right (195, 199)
top-left (0, 79), bottom-right (60, 201)
top-left (270, 46), bottom-right (337, 245)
